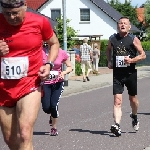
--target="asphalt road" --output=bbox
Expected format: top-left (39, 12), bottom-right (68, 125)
top-left (1, 77), bottom-right (150, 150)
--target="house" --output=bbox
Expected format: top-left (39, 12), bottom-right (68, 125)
top-left (27, 7), bottom-right (57, 30)
top-left (29, 0), bottom-right (141, 40)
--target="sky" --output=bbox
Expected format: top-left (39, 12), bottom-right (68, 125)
top-left (106, 0), bottom-right (147, 7)
top-left (124, 0), bottom-right (146, 7)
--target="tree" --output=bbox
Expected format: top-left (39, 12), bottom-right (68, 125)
top-left (108, 0), bottom-right (138, 26)
top-left (55, 17), bottom-right (77, 50)
top-left (143, 0), bottom-right (150, 40)
top-left (145, 0), bottom-right (150, 26)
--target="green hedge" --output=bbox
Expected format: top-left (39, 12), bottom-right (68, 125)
top-left (75, 61), bottom-right (82, 76)
top-left (99, 40), bottom-right (108, 67)
top-left (141, 41), bottom-right (150, 51)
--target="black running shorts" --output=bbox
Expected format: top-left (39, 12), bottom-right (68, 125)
top-left (113, 69), bottom-right (137, 96)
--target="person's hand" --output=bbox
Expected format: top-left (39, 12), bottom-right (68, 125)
top-left (0, 40), bottom-right (9, 56)
top-left (124, 56), bottom-right (132, 64)
top-left (38, 65), bottom-right (50, 81)
top-left (59, 72), bottom-right (65, 80)
top-left (108, 61), bottom-right (113, 69)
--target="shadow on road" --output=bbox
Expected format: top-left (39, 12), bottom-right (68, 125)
top-left (126, 112), bottom-right (150, 116)
top-left (69, 129), bottom-right (126, 137)
top-left (128, 131), bottom-right (136, 133)
top-left (33, 132), bottom-right (50, 135)
top-left (137, 112), bottom-right (150, 115)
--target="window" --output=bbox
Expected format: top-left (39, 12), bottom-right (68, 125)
top-left (51, 9), bottom-right (61, 21)
top-left (80, 9), bottom-right (90, 21)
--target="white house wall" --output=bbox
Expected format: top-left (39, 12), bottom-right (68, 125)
top-left (39, 0), bottom-right (118, 39)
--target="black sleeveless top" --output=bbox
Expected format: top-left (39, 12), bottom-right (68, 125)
top-left (109, 33), bottom-right (137, 71)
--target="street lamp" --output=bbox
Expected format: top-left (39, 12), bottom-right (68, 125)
top-left (62, 0), bottom-right (68, 86)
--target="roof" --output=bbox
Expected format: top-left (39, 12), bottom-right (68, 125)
top-left (90, 0), bottom-right (141, 32)
top-left (26, 0), bottom-right (48, 11)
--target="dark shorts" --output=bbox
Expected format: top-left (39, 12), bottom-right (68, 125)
top-left (113, 69), bottom-right (137, 96)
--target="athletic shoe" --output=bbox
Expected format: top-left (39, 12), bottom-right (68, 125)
top-left (86, 76), bottom-right (90, 81)
top-left (130, 113), bottom-right (139, 131)
top-left (50, 128), bottom-right (58, 136)
top-left (110, 124), bottom-right (121, 137)
top-left (83, 79), bottom-right (86, 82)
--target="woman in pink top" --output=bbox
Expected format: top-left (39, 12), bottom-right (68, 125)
top-left (42, 48), bottom-right (72, 136)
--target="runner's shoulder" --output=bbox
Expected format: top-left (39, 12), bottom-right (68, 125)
top-left (25, 12), bottom-right (47, 24)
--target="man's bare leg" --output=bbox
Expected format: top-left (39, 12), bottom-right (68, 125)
top-left (0, 106), bottom-right (19, 150)
top-left (16, 87), bottom-right (41, 150)
top-left (86, 68), bottom-right (92, 77)
top-left (129, 95), bottom-right (139, 115)
top-left (129, 95), bottom-right (139, 131)
top-left (113, 94), bottom-right (123, 124)
top-left (81, 63), bottom-right (86, 80)
top-left (110, 94), bottom-right (123, 136)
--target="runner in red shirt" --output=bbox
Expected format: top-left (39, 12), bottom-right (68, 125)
top-left (0, 0), bottom-right (59, 149)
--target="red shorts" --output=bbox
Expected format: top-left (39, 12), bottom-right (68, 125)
top-left (0, 76), bottom-right (41, 107)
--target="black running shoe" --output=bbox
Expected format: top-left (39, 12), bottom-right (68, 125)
top-left (130, 113), bottom-right (139, 131)
top-left (86, 76), bottom-right (90, 81)
top-left (110, 124), bottom-right (121, 137)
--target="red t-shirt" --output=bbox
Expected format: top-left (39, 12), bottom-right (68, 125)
top-left (0, 12), bottom-right (54, 106)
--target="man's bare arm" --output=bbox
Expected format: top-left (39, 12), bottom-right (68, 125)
top-left (46, 32), bottom-right (60, 62)
top-left (131, 37), bottom-right (146, 63)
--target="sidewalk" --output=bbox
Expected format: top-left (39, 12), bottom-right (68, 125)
top-left (62, 66), bottom-right (150, 97)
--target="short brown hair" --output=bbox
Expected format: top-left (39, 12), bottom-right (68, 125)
top-left (118, 16), bottom-right (130, 21)
top-left (0, 0), bottom-right (25, 8)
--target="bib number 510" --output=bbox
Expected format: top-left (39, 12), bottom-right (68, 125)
top-left (6, 66), bottom-right (21, 75)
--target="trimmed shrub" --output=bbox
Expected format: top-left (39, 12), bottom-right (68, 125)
top-left (99, 40), bottom-right (108, 67)
top-left (141, 41), bottom-right (150, 51)
top-left (75, 61), bottom-right (82, 76)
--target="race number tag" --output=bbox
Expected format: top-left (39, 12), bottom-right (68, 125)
top-left (48, 71), bottom-right (59, 80)
top-left (116, 56), bottom-right (128, 67)
top-left (1, 57), bottom-right (29, 79)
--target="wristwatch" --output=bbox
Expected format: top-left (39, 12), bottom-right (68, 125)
top-left (45, 61), bottom-right (54, 71)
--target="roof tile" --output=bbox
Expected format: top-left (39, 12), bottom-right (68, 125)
top-left (26, 0), bottom-right (47, 10)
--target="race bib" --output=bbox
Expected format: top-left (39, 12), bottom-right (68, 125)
top-left (116, 56), bottom-right (130, 67)
top-left (1, 57), bottom-right (29, 79)
top-left (47, 71), bottom-right (59, 80)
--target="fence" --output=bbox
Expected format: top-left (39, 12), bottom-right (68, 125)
top-left (99, 51), bottom-right (150, 67)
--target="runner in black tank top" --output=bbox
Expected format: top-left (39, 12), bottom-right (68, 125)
top-left (106, 16), bottom-right (146, 137)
